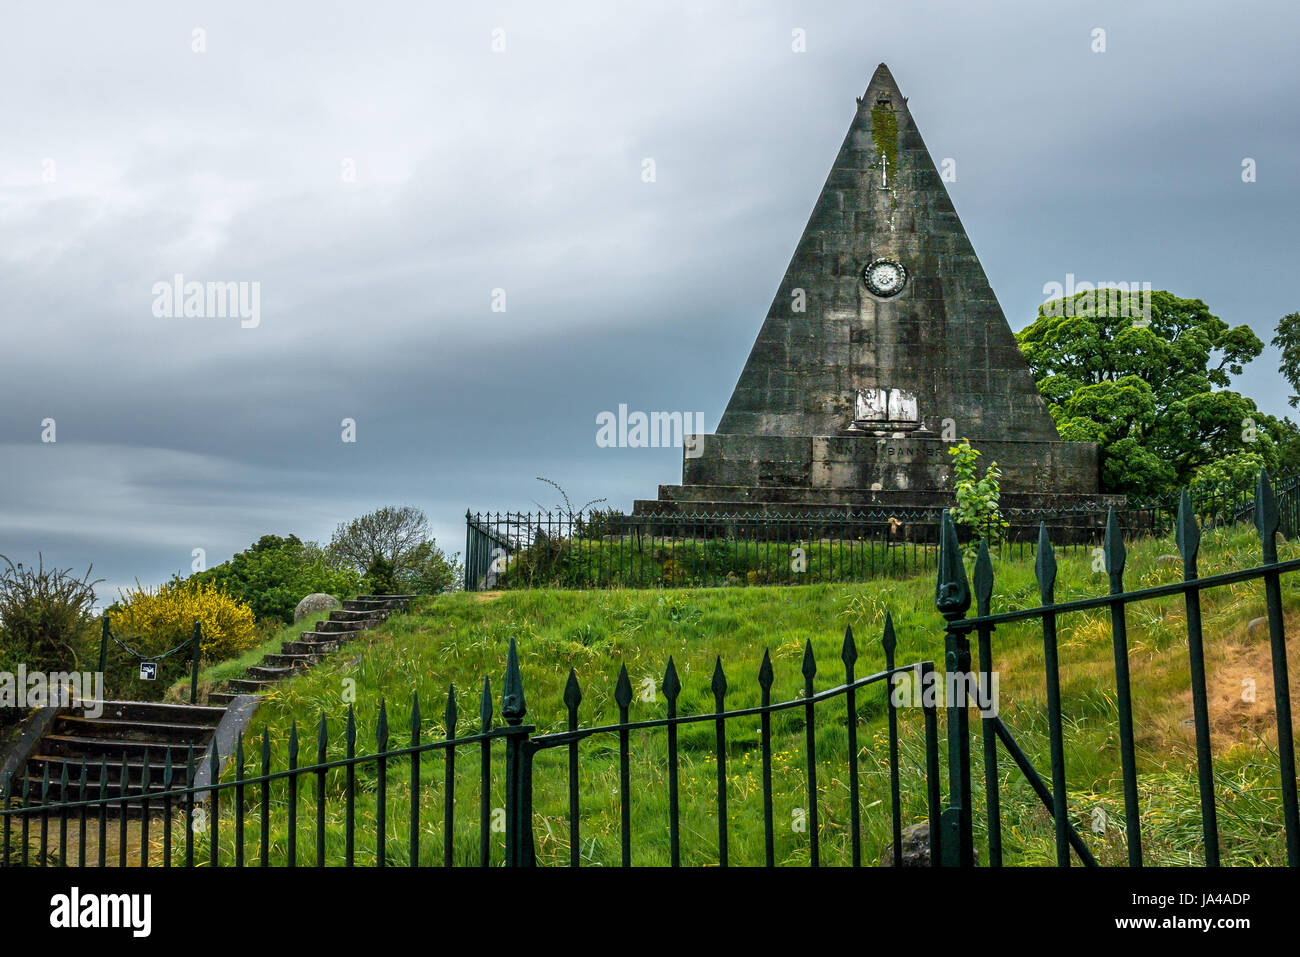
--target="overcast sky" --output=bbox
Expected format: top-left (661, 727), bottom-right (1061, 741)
top-left (2, 1), bottom-right (1297, 600)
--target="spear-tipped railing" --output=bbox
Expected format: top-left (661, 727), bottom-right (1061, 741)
top-left (936, 469), bottom-right (1299, 868)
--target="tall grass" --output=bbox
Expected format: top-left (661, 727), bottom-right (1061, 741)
top-left (176, 522), bottom-right (1300, 866)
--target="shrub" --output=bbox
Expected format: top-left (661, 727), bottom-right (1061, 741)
top-left (189, 534), bottom-right (361, 624)
top-left (0, 556), bottom-right (101, 725)
top-left (111, 580), bottom-right (257, 662)
top-left (395, 541), bottom-right (461, 595)
top-left (363, 557), bottom-right (397, 595)
top-left (948, 438), bottom-right (1008, 551)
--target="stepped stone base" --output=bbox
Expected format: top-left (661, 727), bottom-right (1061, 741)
top-left (636, 433), bottom-right (1118, 518)
top-left (635, 484), bottom-right (1124, 517)
top-left (678, 433), bottom-right (1099, 496)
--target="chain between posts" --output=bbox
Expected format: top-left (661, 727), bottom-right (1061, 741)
top-left (93, 613), bottom-right (203, 703)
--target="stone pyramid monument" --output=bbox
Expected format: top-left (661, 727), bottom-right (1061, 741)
top-left (636, 64), bottom-right (1106, 516)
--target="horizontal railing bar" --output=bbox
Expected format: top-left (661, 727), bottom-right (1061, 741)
top-left (531, 662), bottom-right (928, 748)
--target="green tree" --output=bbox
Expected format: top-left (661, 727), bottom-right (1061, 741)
top-left (395, 541), bottom-right (461, 595)
top-left (330, 506), bottom-right (430, 575)
top-left (1271, 311), bottom-right (1300, 408)
top-left (1016, 289), bottom-right (1296, 497)
top-left (331, 506), bottom-right (459, 595)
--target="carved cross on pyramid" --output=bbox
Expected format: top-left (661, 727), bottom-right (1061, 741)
top-left (716, 62), bottom-right (1060, 444)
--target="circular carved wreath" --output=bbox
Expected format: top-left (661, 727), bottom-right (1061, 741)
top-left (862, 258), bottom-right (908, 298)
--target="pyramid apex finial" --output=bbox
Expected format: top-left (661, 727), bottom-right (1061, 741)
top-left (861, 62), bottom-right (902, 104)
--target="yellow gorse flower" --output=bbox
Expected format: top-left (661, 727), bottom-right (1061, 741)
top-left (113, 580), bottom-right (257, 660)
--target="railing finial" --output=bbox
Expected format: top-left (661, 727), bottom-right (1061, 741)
top-left (840, 624), bottom-right (858, 667)
top-left (936, 510), bottom-right (971, 619)
top-left (1176, 489), bottom-right (1201, 573)
top-left (1103, 506), bottom-right (1126, 579)
top-left (1034, 522), bottom-right (1057, 605)
top-left (1257, 469), bottom-right (1280, 562)
top-left (973, 539), bottom-right (994, 618)
top-left (502, 637), bottom-right (527, 725)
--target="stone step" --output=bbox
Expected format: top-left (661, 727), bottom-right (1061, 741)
top-left (26, 752), bottom-right (198, 786)
top-left (315, 620), bottom-right (366, 634)
top-left (206, 691), bottom-right (240, 708)
top-left (226, 678), bottom-right (274, 694)
top-left (25, 773), bottom-right (190, 800)
top-left (52, 715), bottom-right (218, 747)
top-left (261, 653), bottom-right (313, 668)
top-left (328, 609), bottom-right (383, 623)
top-left (342, 599), bottom-right (391, 612)
top-left (40, 735), bottom-right (197, 762)
top-left (245, 665), bottom-right (294, 681)
top-left (92, 700), bottom-right (226, 727)
top-left (20, 785), bottom-right (195, 817)
top-left (281, 639), bottom-right (340, 656)
top-left (296, 630), bottom-right (353, 644)
top-left (355, 595), bottom-right (414, 612)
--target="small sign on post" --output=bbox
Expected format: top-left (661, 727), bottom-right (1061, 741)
top-left (139, 661), bottom-right (157, 681)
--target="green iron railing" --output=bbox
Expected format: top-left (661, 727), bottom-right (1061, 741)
top-left (464, 473), bottom-right (1300, 591)
top-left (935, 469), bottom-right (1300, 867)
top-left (1, 633), bottom-right (940, 868)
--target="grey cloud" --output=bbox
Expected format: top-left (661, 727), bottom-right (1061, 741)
top-left (2, 0), bottom-right (1297, 594)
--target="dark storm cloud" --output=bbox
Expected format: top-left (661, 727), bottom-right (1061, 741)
top-left (1, 0), bottom-right (1297, 598)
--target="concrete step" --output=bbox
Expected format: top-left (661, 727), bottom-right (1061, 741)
top-left (206, 691), bottom-right (240, 708)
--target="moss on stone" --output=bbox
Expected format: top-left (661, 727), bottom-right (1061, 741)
top-left (871, 104), bottom-right (899, 177)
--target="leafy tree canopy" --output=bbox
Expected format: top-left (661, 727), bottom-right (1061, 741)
top-left (330, 506), bottom-right (431, 575)
top-left (1271, 311), bottom-right (1300, 408)
top-left (1017, 290), bottom-right (1299, 497)
top-left (330, 506), bottom-right (460, 596)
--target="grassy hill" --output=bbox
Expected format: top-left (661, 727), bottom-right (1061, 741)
top-left (196, 522), bottom-right (1300, 866)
